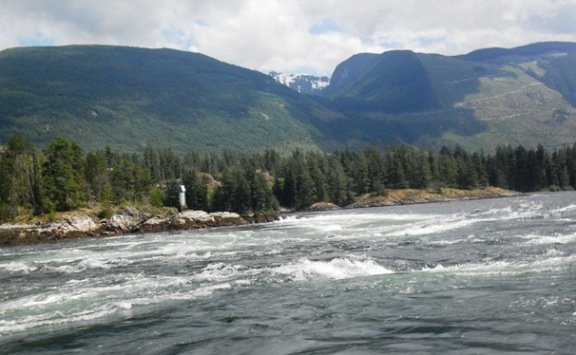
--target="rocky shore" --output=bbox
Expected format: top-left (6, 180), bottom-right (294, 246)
top-left (0, 208), bottom-right (278, 247)
top-left (0, 187), bottom-right (521, 247)
top-left (347, 187), bottom-right (520, 209)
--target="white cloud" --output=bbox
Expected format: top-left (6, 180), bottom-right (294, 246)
top-left (1, 0), bottom-right (575, 75)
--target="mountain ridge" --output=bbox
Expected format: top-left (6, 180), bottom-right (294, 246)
top-left (1, 42), bottom-right (576, 152)
top-left (316, 41), bottom-right (576, 150)
top-left (0, 45), bottom-right (340, 152)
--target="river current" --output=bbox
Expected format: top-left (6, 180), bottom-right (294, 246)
top-left (1, 192), bottom-right (576, 354)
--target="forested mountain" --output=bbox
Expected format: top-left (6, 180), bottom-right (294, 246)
top-left (0, 45), bottom-right (340, 153)
top-left (1, 42), bottom-right (576, 153)
top-left (320, 42), bottom-right (576, 150)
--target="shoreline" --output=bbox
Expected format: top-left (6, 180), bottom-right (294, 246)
top-left (346, 187), bottom-right (522, 209)
top-left (0, 208), bottom-right (278, 247)
top-left (304, 187), bottom-right (522, 212)
top-left (0, 187), bottom-right (521, 247)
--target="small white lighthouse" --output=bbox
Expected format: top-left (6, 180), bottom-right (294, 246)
top-left (178, 185), bottom-right (187, 211)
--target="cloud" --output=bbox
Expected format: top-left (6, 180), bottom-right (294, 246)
top-left (1, 0), bottom-right (576, 75)
top-left (309, 19), bottom-right (342, 35)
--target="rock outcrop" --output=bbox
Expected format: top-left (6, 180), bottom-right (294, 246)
top-left (308, 202), bottom-right (340, 211)
top-left (0, 209), bottom-right (279, 246)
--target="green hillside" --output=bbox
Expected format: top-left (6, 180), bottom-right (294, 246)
top-left (317, 50), bottom-right (487, 148)
top-left (0, 45), bottom-right (337, 152)
top-left (319, 42), bottom-right (576, 150)
top-left (2, 43), bottom-right (576, 154)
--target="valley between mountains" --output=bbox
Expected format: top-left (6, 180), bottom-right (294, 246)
top-left (2, 41), bottom-right (576, 153)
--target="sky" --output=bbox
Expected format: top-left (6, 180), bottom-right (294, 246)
top-left (1, 0), bottom-right (576, 76)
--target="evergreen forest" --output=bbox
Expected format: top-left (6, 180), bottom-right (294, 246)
top-left (2, 133), bottom-right (576, 222)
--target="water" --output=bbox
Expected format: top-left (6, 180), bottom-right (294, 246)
top-left (1, 192), bottom-right (576, 354)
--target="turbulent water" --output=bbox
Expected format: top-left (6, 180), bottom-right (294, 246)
top-left (1, 193), bottom-right (576, 354)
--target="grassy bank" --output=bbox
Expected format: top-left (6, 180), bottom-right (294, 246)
top-left (351, 187), bottom-right (520, 208)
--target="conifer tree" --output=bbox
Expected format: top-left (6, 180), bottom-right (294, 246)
top-left (183, 169), bottom-right (208, 210)
top-left (0, 134), bottom-right (44, 219)
top-left (42, 137), bottom-right (84, 211)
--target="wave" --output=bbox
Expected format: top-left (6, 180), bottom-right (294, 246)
top-left (0, 280), bottom-right (234, 337)
top-left (0, 261), bottom-right (37, 274)
top-left (421, 254), bottom-right (576, 276)
top-left (548, 203), bottom-right (576, 214)
top-left (468, 202), bottom-right (553, 221)
top-left (522, 232), bottom-right (576, 245)
top-left (385, 216), bottom-right (477, 237)
top-left (272, 256), bottom-right (394, 281)
top-left (185, 256), bottom-right (396, 284)
top-left (0, 306), bottom-right (122, 335)
top-left (279, 212), bottom-right (438, 224)
top-left (0, 271), bottom-right (237, 337)
top-left (193, 263), bottom-right (251, 282)
top-left (47, 258), bottom-right (133, 273)
top-left (0, 257), bottom-right (135, 276)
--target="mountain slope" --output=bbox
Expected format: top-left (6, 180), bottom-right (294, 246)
top-left (2, 42), bottom-right (576, 153)
top-left (326, 51), bottom-right (440, 113)
top-left (318, 42), bottom-right (576, 150)
top-left (0, 45), bottom-right (338, 152)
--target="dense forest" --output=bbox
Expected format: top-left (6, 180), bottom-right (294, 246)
top-left (1, 133), bottom-right (576, 222)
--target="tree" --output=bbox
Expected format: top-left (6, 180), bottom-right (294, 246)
top-left (511, 145), bottom-right (530, 191)
top-left (385, 147), bottom-right (409, 189)
top-left (411, 152), bottom-right (432, 189)
top-left (249, 170), bottom-right (278, 212)
top-left (110, 155), bottom-right (152, 203)
top-left (183, 169), bottom-right (208, 210)
top-left (143, 146), bottom-right (161, 181)
top-left (326, 157), bottom-right (351, 206)
top-left (437, 147), bottom-right (458, 187)
top-left (158, 148), bottom-right (182, 181)
top-left (163, 180), bottom-right (181, 209)
top-left (307, 153), bottom-right (329, 202)
top-left (42, 137), bottom-right (84, 211)
top-left (213, 166), bottom-right (251, 213)
top-left (0, 134), bottom-right (44, 219)
top-left (85, 151), bottom-right (112, 202)
top-left (364, 143), bottom-right (385, 192)
top-left (345, 152), bottom-right (370, 195)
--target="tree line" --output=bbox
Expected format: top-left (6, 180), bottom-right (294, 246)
top-left (2, 133), bottom-right (576, 222)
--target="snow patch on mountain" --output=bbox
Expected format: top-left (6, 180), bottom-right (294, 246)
top-left (269, 72), bottom-right (330, 95)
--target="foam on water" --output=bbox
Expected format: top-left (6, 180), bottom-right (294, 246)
top-left (193, 263), bottom-right (251, 282)
top-left (185, 257), bottom-right (397, 284)
top-left (272, 256), bottom-right (394, 281)
top-left (470, 202), bottom-right (546, 221)
top-left (522, 232), bottom-right (576, 245)
top-left (0, 280), bottom-right (235, 336)
top-left (2, 192), bottom-right (576, 350)
top-left (0, 261), bottom-right (37, 274)
top-left (426, 235), bottom-right (476, 246)
top-left (421, 253), bottom-right (576, 276)
top-left (0, 306), bottom-right (123, 335)
top-left (548, 203), bottom-right (576, 214)
top-left (0, 270), bottom-right (237, 336)
top-left (422, 261), bottom-right (515, 276)
top-left (0, 257), bottom-right (135, 277)
top-left (385, 216), bottom-right (477, 237)
top-left (277, 212), bottom-right (440, 234)
top-left (44, 257), bottom-right (133, 274)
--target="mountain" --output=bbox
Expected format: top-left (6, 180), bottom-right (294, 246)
top-left (0, 45), bottom-right (340, 153)
top-left (318, 42), bottom-right (576, 150)
top-left (2, 42), bottom-right (576, 153)
top-left (269, 72), bottom-right (329, 95)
